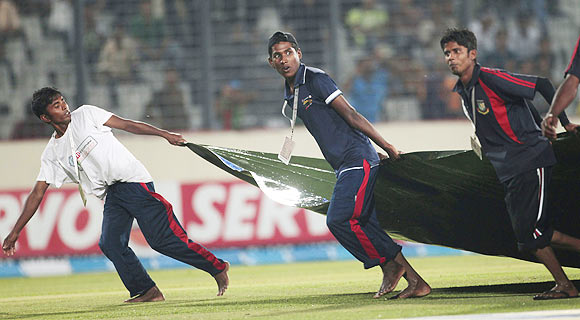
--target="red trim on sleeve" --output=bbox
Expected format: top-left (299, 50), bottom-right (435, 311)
top-left (478, 80), bottom-right (523, 144)
top-left (480, 67), bottom-right (535, 88)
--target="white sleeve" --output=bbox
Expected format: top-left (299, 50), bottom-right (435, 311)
top-left (36, 158), bottom-right (54, 183)
top-left (79, 105), bottom-right (114, 127)
top-left (36, 148), bottom-right (73, 188)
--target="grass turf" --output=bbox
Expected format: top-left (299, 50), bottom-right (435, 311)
top-left (1, 254), bottom-right (580, 319)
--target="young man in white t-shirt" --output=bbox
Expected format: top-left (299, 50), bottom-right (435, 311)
top-left (1, 87), bottom-right (229, 303)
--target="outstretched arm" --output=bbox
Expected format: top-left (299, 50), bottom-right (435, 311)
top-left (2, 181), bottom-right (49, 256)
top-left (549, 74), bottom-right (580, 118)
top-left (104, 114), bottom-right (187, 146)
top-left (542, 74), bottom-right (580, 138)
top-left (330, 95), bottom-right (400, 160)
top-left (535, 77), bottom-right (576, 128)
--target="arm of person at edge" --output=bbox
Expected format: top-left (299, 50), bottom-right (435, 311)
top-left (542, 74), bottom-right (580, 139)
top-left (330, 95), bottom-right (401, 160)
top-left (104, 114), bottom-right (187, 146)
top-left (2, 181), bottom-right (50, 256)
top-left (527, 100), bottom-right (575, 131)
top-left (534, 76), bottom-right (578, 133)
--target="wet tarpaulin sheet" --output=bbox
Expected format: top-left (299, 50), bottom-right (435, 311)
top-left (186, 132), bottom-right (580, 268)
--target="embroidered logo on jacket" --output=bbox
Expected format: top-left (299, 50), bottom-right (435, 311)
top-left (476, 100), bottom-right (489, 115)
top-left (302, 95), bottom-right (313, 110)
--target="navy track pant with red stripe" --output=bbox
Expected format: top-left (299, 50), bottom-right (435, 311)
top-left (326, 159), bottom-right (401, 269)
top-left (99, 182), bottom-right (227, 297)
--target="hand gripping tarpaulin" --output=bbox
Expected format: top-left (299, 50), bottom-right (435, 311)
top-left (186, 132), bottom-right (580, 268)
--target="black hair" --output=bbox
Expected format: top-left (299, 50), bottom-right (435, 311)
top-left (31, 87), bottom-right (62, 118)
top-left (267, 31), bottom-right (299, 57)
top-left (440, 28), bottom-right (477, 51)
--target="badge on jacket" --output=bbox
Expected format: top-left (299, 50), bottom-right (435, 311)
top-left (476, 100), bottom-right (489, 115)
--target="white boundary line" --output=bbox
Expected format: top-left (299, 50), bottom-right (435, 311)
top-left (394, 309), bottom-right (580, 320)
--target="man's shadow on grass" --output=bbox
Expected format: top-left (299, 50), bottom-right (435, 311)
top-left (6, 280), bottom-right (580, 319)
top-left (435, 279), bottom-right (580, 296)
top-left (159, 280), bottom-right (580, 318)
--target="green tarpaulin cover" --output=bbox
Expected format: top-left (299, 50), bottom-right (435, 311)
top-left (186, 132), bottom-right (580, 268)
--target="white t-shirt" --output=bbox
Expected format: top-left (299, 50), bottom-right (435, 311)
top-left (37, 105), bottom-right (153, 199)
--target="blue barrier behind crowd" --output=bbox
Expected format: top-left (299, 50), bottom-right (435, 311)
top-left (0, 242), bottom-right (467, 278)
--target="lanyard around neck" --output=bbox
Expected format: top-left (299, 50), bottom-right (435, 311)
top-left (471, 85), bottom-right (476, 128)
top-left (281, 86), bottom-right (299, 140)
top-left (62, 130), bottom-right (87, 206)
top-left (68, 132), bottom-right (81, 178)
top-left (461, 83), bottom-right (477, 130)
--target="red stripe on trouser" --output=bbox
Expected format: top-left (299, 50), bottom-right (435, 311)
top-left (349, 160), bottom-right (384, 263)
top-left (140, 183), bottom-right (225, 270)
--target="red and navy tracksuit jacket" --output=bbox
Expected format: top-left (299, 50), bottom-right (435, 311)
top-left (453, 63), bottom-right (556, 183)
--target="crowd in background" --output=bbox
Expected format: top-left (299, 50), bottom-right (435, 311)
top-left (1, 0), bottom-right (579, 140)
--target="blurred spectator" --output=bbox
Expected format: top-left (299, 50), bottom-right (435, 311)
top-left (254, 3), bottom-right (283, 43)
top-left (343, 56), bottom-right (388, 123)
top-left (507, 11), bottom-right (541, 61)
top-left (97, 22), bottom-right (139, 83)
top-left (46, 0), bottom-right (74, 55)
top-left (15, 0), bottom-right (51, 36)
top-left (128, 0), bottom-right (168, 61)
top-left (421, 62), bottom-right (463, 120)
top-left (0, 40), bottom-right (16, 88)
top-left (345, 0), bottom-right (388, 52)
top-left (428, 0), bottom-right (456, 28)
top-left (484, 28), bottom-right (516, 70)
top-left (215, 80), bottom-right (256, 130)
top-left (388, 55), bottom-right (424, 98)
top-left (413, 1), bottom-right (455, 68)
top-left (97, 22), bottom-right (139, 108)
top-left (142, 67), bottom-right (189, 131)
top-left (0, 0), bottom-right (34, 62)
top-left (517, 59), bottom-right (535, 76)
top-left (468, 10), bottom-right (498, 62)
top-left (515, 0), bottom-right (549, 34)
top-left (535, 38), bottom-right (554, 79)
top-left (83, 1), bottom-right (106, 79)
top-left (388, 0), bottom-right (422, 56)
top-left (382, 53), bottom-right (425, 121)
top-left (413, 1), bottom-right (442, 64)
top-left (102, 0), bottom-right (131, 18)
top-left (0, 103), bottom-right (9, 116)
top-left (14, 0), bottom-right (51, 16)
top-left (10, 100), bottom-right (53, 140)
top-left (283, 0), bottom-right (329, 67)
top-left (215, 21), bottom-right (255, 78)
top-left (165, 0), bottom-right (191, 45)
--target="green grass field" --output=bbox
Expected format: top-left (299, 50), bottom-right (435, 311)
top-left (1, 255), bottom-right (580, 319)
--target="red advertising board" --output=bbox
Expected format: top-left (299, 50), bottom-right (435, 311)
top-left (0, 181), bottom-right (333, 258)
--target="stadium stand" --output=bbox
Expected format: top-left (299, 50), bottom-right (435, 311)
top-left (0, 0), bottom-right (579, 140)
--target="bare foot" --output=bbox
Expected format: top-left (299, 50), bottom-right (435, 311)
top-left (214, 261), bottom-right (230, 296)
top-left (533, 283), bottom-right (579, 300)
top-left (388, 275), bottom-right (431, 299)
top-left (385, 252), bottom-right (431, 299)
top-left (373, 260), bottom-right (405, 298)
top-left (124, 285), bottom-right (165, 303)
